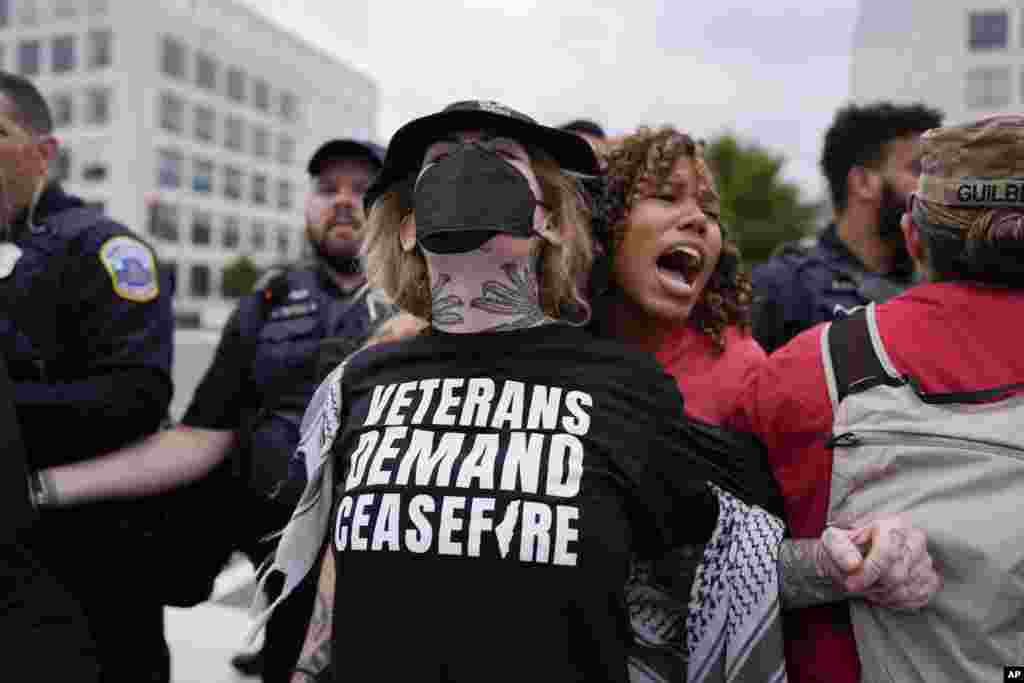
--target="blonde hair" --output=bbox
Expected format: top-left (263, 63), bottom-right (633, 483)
top-left (362, 147), bottom-right (594, 322)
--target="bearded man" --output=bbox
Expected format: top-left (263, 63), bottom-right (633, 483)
top-left (752, 102), bottom-right (943, 353)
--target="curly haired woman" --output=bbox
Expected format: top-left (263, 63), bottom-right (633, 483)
top-left (574, 127), bottom-right (941, 683)
top-left (591, 126), bottom-right (764, 425)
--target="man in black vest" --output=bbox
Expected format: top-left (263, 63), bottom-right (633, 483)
top-left (0, 72), bottom-right (174, 682)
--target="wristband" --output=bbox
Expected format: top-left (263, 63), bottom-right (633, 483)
top-left (27, 470), bottom-right (57, 510)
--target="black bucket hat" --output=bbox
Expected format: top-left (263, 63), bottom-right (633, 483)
top-left (364, 100), bottom-right (601, 213)
top-left (307, 139), bottom-right (386, 176)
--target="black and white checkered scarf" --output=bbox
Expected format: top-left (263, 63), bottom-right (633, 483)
top-left (627, 485), bottom-right (787, 683)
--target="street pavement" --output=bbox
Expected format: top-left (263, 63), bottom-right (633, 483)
top-left (171, 329), bottom-right (222, 422)
top-left (166, 558), bottom-right (262, 683)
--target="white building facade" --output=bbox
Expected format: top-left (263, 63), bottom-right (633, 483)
top-left (0, 0), bottom-right (377, 327)
top-left (852, 0), bottom-right (1024, 126)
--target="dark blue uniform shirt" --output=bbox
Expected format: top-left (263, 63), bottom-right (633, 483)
top-left (751, 223), bottom-right (916, 353)
top-left (183, 263), bottom-right (395, 502)
top-left (2, 184), bottom-right (173, 468)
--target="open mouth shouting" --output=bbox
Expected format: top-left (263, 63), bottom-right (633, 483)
top-left (656, 243), bottom-right (704, 294)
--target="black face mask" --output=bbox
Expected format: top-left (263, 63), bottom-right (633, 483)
top-left (413, 144), bottom-right (540, 254)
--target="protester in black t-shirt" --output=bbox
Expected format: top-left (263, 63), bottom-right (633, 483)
top-left (267, 112), bottom-right (941, 682)
top-left (262, 100), bottom-right (729, 683)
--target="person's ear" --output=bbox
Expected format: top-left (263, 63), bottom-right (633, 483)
top-left (534, 209), bottom-right (569, 246)
top-left (37, 135), bottom-right (59, 164)
top-left (399, 212), bottom-right (417, 252)
top-left (902, 210), bottom-right (926, 270)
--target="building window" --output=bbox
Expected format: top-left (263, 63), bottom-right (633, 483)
top-left (18, 0), bottom-right (38, 26)
top-left (279, 91), bottom-right (298, 122)
top-left (84, 87), bottom-right (111, 125)
top-left (196, 51), bottom-right (217, 90)
top-left (194, 105), bottom-right (215, 143)
top-left (17, 40), bottom-right (41, 76)
top-left (148, 201), bottom-right (180, 242)
top-left (0, 0), bottom-right (9, 28)
top-left (277, 226), bottom-right (290, 256)
top-left (969, 10), bottom-right (1008, 50)
top-left (277, 180), bottom-right (293, 211)
top-left (157, 148), bottom-right (183, 188)
top-left (966, 66), bottom-right (1011, 108)
top-left (51, 35), bottom-right (77, 74)
top-left (88, 0), bottom-right (107, 16)
top-left (251, 221), bottom-right (267, 250)
top-left (251, 173), bottom-right (268, 205)
top-left (51, 92), bottom-right (73, 128)
top-left (54, 0), bottom-right (77, 19)
top-left (277, 135), bottom-right (295, 165)
top-left (82, 161), bottom-right (108, 182)
top-left (87, 30), bottom-right (112, 69)
top-left (159, 92), bottom-right (184, 133)
top-left (227, 67), bottom-right (245, 103)
top-left (191, 211), bottom-right (212, 246)
top-left (193, 158), bottom-right (214, 194)
top-left (225, 116), bottom-right (244, 152)
top-left (252, 125), bottom-right (269, 158)
top-left (222, 216), bottom-right (240, 248)
top-left (53, 147), bottom-right (72, 183)
top-left (224, 166), bottom-right (243, 201)
top-left (189, 264), bottom-right (211, 298)
top-left (252, 78), bottom-right (270, 112)
top-left (161, 36), bottom-right (186, 79)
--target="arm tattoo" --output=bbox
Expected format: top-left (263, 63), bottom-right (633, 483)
top-left (431, 273), bottom-right (465, 326)
top-left (293, 553), bottom-right (336, 679)
top-left (471, 262), bottom-right (547, 331)
top-left (777, 538), bottom-right (849, 609)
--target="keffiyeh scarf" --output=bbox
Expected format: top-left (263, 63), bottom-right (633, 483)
top-left (248, 361), bottom-right (346, 639)
top-left (627, 486), bottom-right (787, 683)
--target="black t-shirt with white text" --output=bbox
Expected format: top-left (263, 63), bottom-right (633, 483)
top-left (329, 324), bottom-right (716, 682)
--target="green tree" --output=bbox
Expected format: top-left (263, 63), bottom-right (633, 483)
top-left (220, 255), bottom-right (262, 299)
top-left (704, 133), bottom-right (823, 265)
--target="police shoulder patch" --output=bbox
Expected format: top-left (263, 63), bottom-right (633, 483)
top-left (98, 235), bottom-right (160, 303)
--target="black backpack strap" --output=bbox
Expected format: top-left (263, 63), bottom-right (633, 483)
top-left (824, 306), bottom-right (904, 408)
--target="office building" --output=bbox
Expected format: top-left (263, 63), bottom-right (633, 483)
top-left (0, 0), bottom-right (378, 326)
top-left (852, 1), bottom-right (1024, 125)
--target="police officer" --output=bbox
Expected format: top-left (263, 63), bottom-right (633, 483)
top-left (1, 72), bottom-right (175, 682)
top-left (752, 102), bottom-right (943, 353)
top-left (35, 137), bottom-right (394, 682)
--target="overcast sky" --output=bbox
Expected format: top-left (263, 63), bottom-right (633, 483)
top-left (240, 0), bottom-right (863, 202)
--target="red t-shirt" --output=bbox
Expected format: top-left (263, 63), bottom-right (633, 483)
top-left (656, 324), bottom-right (765, 425)
top-left (731, 282), bottom-right (1024, 683)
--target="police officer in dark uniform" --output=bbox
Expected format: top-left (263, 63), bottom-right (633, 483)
top-left (198, 138), bottom-right (395, 678)
top-left (181, 138), bottom-right (392, 550)
top-left (752, 102), bottom-right (943, 353)
top-left (0, 72), bottom-right (175, 682)
top-left (33, 137), bottom-right (394, 682)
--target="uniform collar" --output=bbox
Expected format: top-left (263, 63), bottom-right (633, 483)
top-left (818, 222), bottom-right (864, 269)
top-left (315, 259), bottom-right (366, 297)
top-left (819, 222), bottom-right (916, 284)
top-left (35, 183), bottom-right (82, 222)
